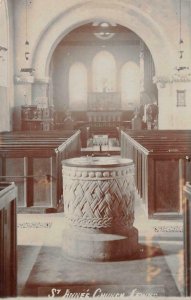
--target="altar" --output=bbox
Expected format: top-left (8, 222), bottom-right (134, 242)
top-left (93, 134), bottom-right (108, 146)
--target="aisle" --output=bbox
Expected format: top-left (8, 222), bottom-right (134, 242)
top-left (17, 195), bottom-right (183, 297)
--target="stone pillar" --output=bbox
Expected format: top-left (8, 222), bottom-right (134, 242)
top-left (32, 77), bottom-right (50, 105)
top-left (62, 156), bottom-right (138, 261)
top-left (139, 40), bottom-right (145, 93)
top-left (13, 75), bottom-right (34, 130)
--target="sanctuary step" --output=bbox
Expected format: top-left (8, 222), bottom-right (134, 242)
top-left (19, 244), bottom-right (180, 297)
top-left (81, 150), bottom-right (120, 156)
top-left (17, 207), bottom-right (49, 214)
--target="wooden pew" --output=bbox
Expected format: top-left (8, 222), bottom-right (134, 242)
top-left (183, 182), bottom-right (191, 296)
top-left (121, 130), bottom-right (191, 217)
top-left (0, 130), bottom-right (81, 210)
top-left (0, 182), bottom-right (17, 297)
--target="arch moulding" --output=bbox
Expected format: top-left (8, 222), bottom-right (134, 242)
top-left (31, 1), bottom-right (175, 81)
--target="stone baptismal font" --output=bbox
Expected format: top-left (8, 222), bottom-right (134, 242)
top-left (62, 156), bottom-right (138, 261)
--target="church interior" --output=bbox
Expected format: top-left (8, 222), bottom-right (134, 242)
top-left (0, 0), bottom-right (191, 298)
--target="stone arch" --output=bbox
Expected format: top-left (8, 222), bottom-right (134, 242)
top-left (0, 0), bottom-right (13, 131)
top-left (31, 0), bottom-right (175, 81)
top-left (0, 0), bottom-right (8, 86)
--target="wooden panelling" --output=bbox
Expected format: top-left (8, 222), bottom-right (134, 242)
top-left (21, 105), bottom-right (54, 131)
top-left (5, 158), bottom-right (26, 206)
top-left (0, 182), bottom-right (17, 297)
top-left (155, 159), bottom-right (179, 212)
top-left (0, 130), bottom-right (81, 210)
top-left (33, 158), bottom-right (53, 207)
top-left (121, 130), bottom-right (191, 217)
top-left (183, 182), bottom-right (191, 296)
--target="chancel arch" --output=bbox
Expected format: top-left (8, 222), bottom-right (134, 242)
top-left (29, 1), bottom-right (191, 129)
top-left (0, 0), bottom-right (13, 131)
top-left (0, 0), bottom-right (8, 87)
top-left (31, 1), bottom-right (175, 81)
top-left (69, 62), bottom-right (87, 110)
top-left (30, 1), bottom-right (177, 128)
top-left (92, 51), bottom-right (116, 92)
top-left (50, 22), bottom-right (156, 125)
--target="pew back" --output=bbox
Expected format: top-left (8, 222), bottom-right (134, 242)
top-left (183, 182), bottom-right (191, 296)
top-left (121, 130), bottom-right (191, 217)
top-left (0, 130), bottom-right (81, 210)
top-left (0, 182), bottom-right (17, 297)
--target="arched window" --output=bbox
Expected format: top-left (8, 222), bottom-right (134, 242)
top-left (69, 62), bottom-right (87, 110)
top-left (121, 62), bottom-right (140, 109)
top-left (92, 51), bottom-right (116, 92)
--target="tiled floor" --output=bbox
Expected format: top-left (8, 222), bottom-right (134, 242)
top-left (17, 195), bottom-right (184, 297)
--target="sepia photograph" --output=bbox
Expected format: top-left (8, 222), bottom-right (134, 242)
top-left (0, 0), bottom-right (191, 298)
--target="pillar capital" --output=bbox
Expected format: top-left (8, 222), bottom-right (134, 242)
top-left (34, 77), bottom-right (51, 84)
top-left (14, 74), bottom-right (34, 84)
top-left (153, 72), bottom-right (191, 88)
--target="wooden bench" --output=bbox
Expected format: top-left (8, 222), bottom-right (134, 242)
top-left (0, 182), bottom-right (17, 297)
top-left (0, 130), bottom-right (81, 210)
top-left (121, 130), bottom-right (191, 217)
top-left (183, 182), bottom-right (191, 296)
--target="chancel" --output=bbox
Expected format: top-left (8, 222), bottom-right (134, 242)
top-left (0, 0), bottom-right (191, 298)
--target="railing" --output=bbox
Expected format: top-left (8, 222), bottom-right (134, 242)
top-left (55, 130), bottom-right (81, 203)
top-left (0, 182), bottom-right (17, 297)
top-left (90, 121), bottom-right (121, 128)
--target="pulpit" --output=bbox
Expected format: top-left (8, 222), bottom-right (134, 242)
top-left (62, 156), bottom-right (138, 261)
